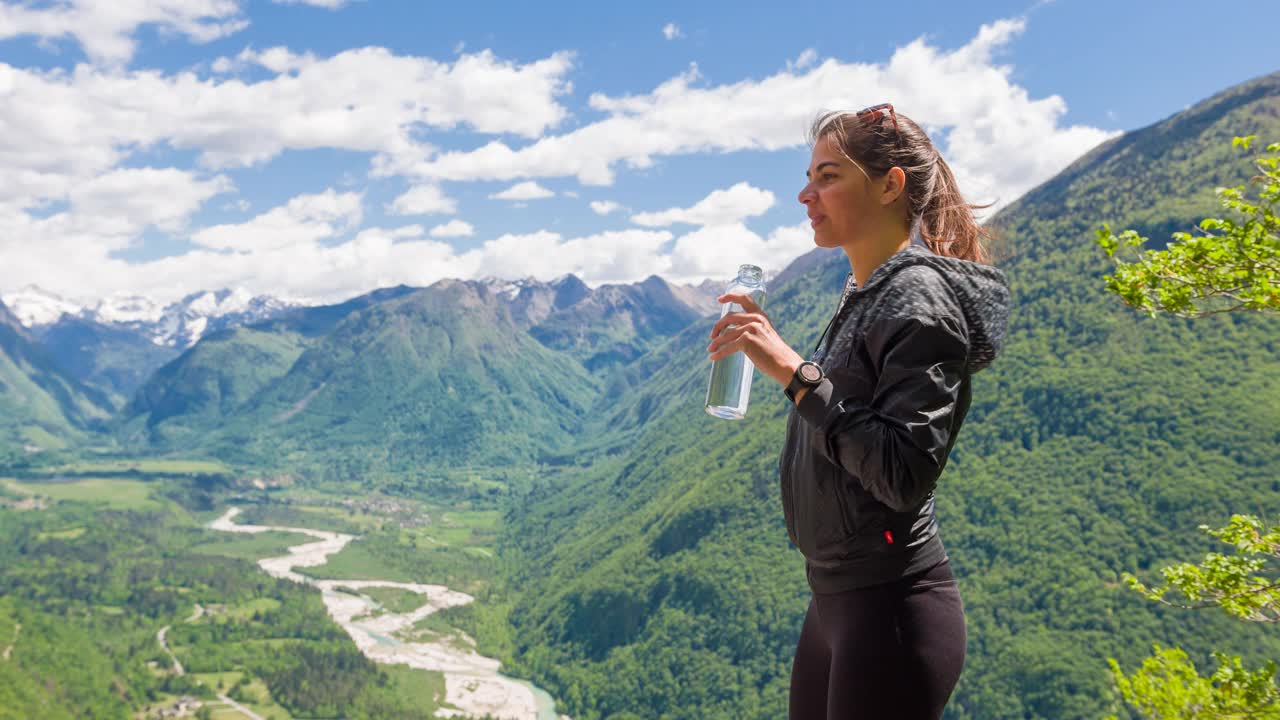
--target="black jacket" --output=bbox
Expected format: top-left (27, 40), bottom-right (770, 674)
top-left (780, 243), bottom-right (1010, 593)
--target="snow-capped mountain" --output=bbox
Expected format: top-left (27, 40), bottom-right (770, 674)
top-left (1, 285), bottom-right (300, 349)
top-left (1, 286), bottom-right (85, 327)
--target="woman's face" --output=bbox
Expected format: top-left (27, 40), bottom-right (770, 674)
top-left (798, 135), bottom-right (882, 249)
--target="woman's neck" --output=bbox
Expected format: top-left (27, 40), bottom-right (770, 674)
top-left (844, 232), bottom-right (911, 288)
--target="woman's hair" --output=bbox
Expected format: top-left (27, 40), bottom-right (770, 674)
top-left (809, 109), bottom-right (992, 263)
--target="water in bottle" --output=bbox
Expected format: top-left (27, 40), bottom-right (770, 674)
top-left (705, 264), bottom-right (767, 420)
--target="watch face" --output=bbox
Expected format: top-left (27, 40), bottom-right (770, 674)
top-left (799, 363), bottom-right (823, 383)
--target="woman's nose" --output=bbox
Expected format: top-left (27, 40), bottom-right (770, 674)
top-left (798, 184), bottom-right (815, 205)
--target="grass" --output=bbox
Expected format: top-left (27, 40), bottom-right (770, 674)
top-left (204, 708), bottom-right (258, 720)
top-left (0, 477), bottom-right (164, 510)
top-left (192, 670), bottom-right (244, 692)
top-left (434, 526), bottom-right (473, 544)
top-left (19, 425), bottom-right (67, 450)
top-left (193, 598), bottom-right (282, 623)
top-left (300, 540), bottom-right (407, 582)
top-left (348, 586), bottom-right (426, 614)
top-left (305, 503), bottom-right (392, 531)
top-left (441, 510), bottom-right (501, 530)
top-left (381, 664), bottom-right (449, 713)
top-left (235, 677), bottom-right (294, 719)
top-left (400, 611), bottom-right (474, 649)
top-left (36, 526), bottom-right (86, 540)
top-left (189, 531), bottom-right (313, 561)
top-left (52, 458), bottom-right (233, 475)
top-left (299, 501), bottom-right (503, 589)
top-left (235, 503), bottom-right (361, 533)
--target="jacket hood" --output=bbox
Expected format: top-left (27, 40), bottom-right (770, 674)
top-left (854, 243), bottom-right (1010, 373)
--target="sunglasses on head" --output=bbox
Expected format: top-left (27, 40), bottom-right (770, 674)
top-left (856, 102), bottom-right (900, 139)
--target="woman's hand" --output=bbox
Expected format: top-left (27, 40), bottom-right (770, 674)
top-left (707, 293), bottom-right (805, 388)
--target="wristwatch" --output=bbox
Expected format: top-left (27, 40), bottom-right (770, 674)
top-left (785, 361), bottom-right (824, 403)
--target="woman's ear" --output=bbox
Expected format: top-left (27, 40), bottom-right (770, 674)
top-left (880, 166), bottom-right (907, 206)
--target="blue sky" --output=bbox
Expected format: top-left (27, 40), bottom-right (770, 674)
top-left (1, 0), bottom-right (1277, 305)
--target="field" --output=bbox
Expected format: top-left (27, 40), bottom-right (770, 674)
top-left (0, 477), bottom-right (164, 510)
top-left (189, 530), bottom-right (315, 561)
top-left (349, 585), bottom-right (426, 615)
top-left (300, 505), bottom-right (500, 590)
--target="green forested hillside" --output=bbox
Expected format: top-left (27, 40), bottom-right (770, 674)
top-left (123, 326), bottom-right (310, 447)
top-left (0, 301), bottom-right (112, 458)
top-left (120, 286), bottom-right (422, 451)
top-left (494, 72), bottom-right (1280, 719)
top-left (34, 317), bottom-right (179, 408)
top-left (196, 281), bottom-right (601, 475)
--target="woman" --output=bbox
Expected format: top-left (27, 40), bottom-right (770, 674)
top-left (706, 105), bottom-right (1010, 719)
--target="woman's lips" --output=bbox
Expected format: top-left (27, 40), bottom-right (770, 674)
top-left (810, 215), bottom-right (825, 228)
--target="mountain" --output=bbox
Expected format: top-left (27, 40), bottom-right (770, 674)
top-left (471, 274), bottom-right (714, 370)
top-left (2, 286), bottom-right (300, 406)
top-left (215, 280), bottom-right (603, 474)
top-left (667, 278), bottom-right (722, 316)
top-left (120, 286), bottom-right (419, 451)
top-left (32, 318), bottom-right (180, 406)
top-left (0, 300), bottom-right (113, 455)
top-left (494, 72), bottom-right (1280, 719)
top-left (526, 275), bottom-right (710, 371)
top-left (2, 285), bottom-right (299, 350)
top-left (122, 281), bottom-right (602, 475)
top-left (121, 274), bottom-right (716, 470)
top-left (475, 275), bottom-right (591, 328)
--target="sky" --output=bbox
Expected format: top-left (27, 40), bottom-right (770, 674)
top-left (1, 0), bottom-right (1277, 305)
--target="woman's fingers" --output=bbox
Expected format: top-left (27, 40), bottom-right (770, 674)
top-left (718, 292), bottom-right (763, 316)
top-left (707, 323), bottom-right (751, 356)
top-left (709, 312), bottom-right (761, 339)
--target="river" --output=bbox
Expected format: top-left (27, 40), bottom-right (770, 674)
top-left (209, 507), bottom-right (564, 720)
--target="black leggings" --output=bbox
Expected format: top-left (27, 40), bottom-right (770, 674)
top-left (789, 559), bottom-right (966, 720)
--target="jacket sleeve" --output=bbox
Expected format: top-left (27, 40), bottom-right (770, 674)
top-left (794, 314), bottom-right (968, 512)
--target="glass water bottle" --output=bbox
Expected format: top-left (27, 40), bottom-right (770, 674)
top-left (705, 264), bottom-right (767, 420)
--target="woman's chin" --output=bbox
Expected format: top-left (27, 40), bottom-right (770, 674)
top-left (812, 231), bottom-right (842, 249)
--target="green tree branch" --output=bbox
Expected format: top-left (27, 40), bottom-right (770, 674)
top-left (1096, 137), bottom-right (1280, 318)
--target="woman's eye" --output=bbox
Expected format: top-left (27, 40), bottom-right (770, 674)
top-left (821, 173), bottom-right (837, 182)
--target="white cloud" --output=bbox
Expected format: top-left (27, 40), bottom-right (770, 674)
top-left (665, 221), bottom-right (814, 284)
top-left (69, 167), bottom-right (233, 234)
top-left (0, 166), bottom-right (235, 297)
top-left (0, 0), bottom-right (248, 65)
top-left (457, 229), bottom-right (674, 285)
top-left (227, 46), bottom-right (317, 73)
top-left (405, 19), bottom-right (1116, 211)
top-left (0, 15), bottom-right (1122, 306)
top-left (490, 181), bottom-right (555, 201)
top-left (191, 189), bottom-right (363, 252)
top-left (0, 215), bottom-right (682, 304)
top-left (662, 23), bottom-right (682, 40)
top-left (390, 185), bottom-right (458, 216)
top-left (429, 220), bottom-right (475, 238)
top-left (789, 48), bottom-right (818, 71)
top-left (632, 182), bottom-right (775, 227)
top-left (0, 46), bottom-right (574, 216)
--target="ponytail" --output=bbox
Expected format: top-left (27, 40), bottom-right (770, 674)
top-left (918, 154), bottom-right (990, 264)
